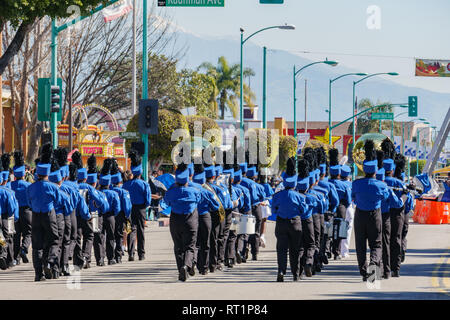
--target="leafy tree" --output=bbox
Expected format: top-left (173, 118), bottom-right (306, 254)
top-left (126, 109), bottom-right (189, 170)
top-left (185, 115), bottom-right (221, 147)
top-left (0, 0), bottom-right (108, 75)
top-left (410, 160), bottom-right (426, 176)
top-left (199, 56), bottom-right (255, 119)
top-left (278, 135), bottom-right (297, 172)
top-left (180, 70), bottom-right (218, 119)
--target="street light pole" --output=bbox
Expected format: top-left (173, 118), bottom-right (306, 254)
top-left (351, 72), bottom-right (399, 179)
top-left (263, 46), bottom-right (267, 129)
top-left (142, 0), bottom-right (148, 181)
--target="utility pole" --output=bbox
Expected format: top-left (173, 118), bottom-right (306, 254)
top-left (304, 79), bottom-right (307, 134)
top-left (68, 31), bottom-right (73, 151)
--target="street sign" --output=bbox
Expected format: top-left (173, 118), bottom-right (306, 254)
top-left (260, 0), bottom-right (284, 3)
top-left (158, 0), bottom-right (224, 6)
top-left (38, 78), bottom-right (63, 122)
top-left (371, 112), bottom-right (394, 120)
top-left (119, 132), bottom-right (139, 139)
top-left (408, 96), bottom-right (418, 117)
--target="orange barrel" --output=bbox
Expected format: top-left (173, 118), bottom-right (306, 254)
top-left (413, 200), bottom-right (422, 223)
top-left (418, 200), bottom-right (430, 224)
top-left (440, 202), bottom-right (449, 224)
top-left (425, 201), bottom-right (443, 225)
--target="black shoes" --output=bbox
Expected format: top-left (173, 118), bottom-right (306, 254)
top-left (62, 265), bottom-right (71, 276)
top-left (293, 273), bottom-right (299, 282)
top-left (244, 248), bottom-right (249, 260)
top-left (52, 268), bottom-right (60, 279)
top-left (235, 253), bottom-right (242, 264)
top-left (44, 264), bottom-right (53, 279)
top-left (179, 265), bottom-right (188, 282)
top-left (216, 264), bottom-right (223, 271)
top-left (20, 250), bottom-right (29, 264)
top-left (116, 257), bottom-right (122, 264)
top-left (1, 257), bottom-right (9, 270)
top-left (314, 264), bottom-right (321, 272)
top-left (227, 259), bottom-right (234, 268)
top-left (188, 266), bottom-right (195, 277)
top-left (322, 254), bottom-right (329, 265)
top-left (209, 266), bottom-right (215, 273)
top-left (139, 255), bottom-right (145, 261)
top-left (252, 254), bottom-right (257, 261)
top-left (108, 260), bottom-right (116, 265)
top-left (334, 255), bottom-right (341, 260)
top-left (128, 256), bottom-right (135, 262)
top-left (276, 273), bottom-right (284, 282)
top-left (382, 272), bottom-right (391, 280)
top-left (200, 270), bottom-right (208, 276)
top-left (35, 273), bottom-right (46, 282)
top-left (392, 270), bottom-right (400, 277)
top-left (304, 264), bottom-right (313, 277)
top-left (97, 260), bottom-right (105, 267)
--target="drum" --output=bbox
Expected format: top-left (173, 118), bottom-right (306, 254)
top-left (229, 212), bottom-right (241, 232)
top-left (7, 216), bottom-right (15, 235)
top-left (333, 218), bottom-right (349, 240)
top-left (260, 201), bottom-right (272, 219)
top-left (91, 212), bottom-right (100, 233)
top-left (237, 214), bottom-right (256, 235)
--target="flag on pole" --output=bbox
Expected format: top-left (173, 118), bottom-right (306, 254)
top-left (102, 0), bottom-right (133, 22)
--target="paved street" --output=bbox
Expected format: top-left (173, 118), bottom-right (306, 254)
top-left (0, 218), bottom-right (449, 300)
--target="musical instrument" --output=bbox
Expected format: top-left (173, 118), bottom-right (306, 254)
top-left (237, 214), bottom-right (256, 235)
top-left (352, 133), bottom-right (390, 172)
top-left (125, 220), bottom-right (132, 235)
top-left (0, 230), bottom-right (6, 247)
top-left (203, 183), bottom-right (225, 222)
top-left (260, 200), bottom-right (272, 218)
top-left (6, 216), bottom-right (15, 235)
top-left (333, 218), bottom-right (349, 240)
top-left (229, 211), bottom-right (241, 232)
top-left (91, 211), bottom-right (100, 233)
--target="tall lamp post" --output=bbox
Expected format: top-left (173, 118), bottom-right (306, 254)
top-left (240, 24), bottom-right (295, 137)
top-left (416, 123), bottom-right (430, 176)
top-left (351, 72), bottom-right (399, 178)
top-left (294, 60), bottom-right (338, 141)
top-left (328, 72), bottom-right (367, 145)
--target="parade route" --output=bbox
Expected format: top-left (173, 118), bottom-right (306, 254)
top-left (1, 219), bottom-right (448, 300)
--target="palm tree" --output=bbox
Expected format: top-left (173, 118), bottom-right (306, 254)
top-left (199, 56), bottom-right (255, 120)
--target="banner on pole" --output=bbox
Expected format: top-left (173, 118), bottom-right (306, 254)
top-left (297, 133), bottom-right (310, 155)
top-left (102, 0), bottom-right (132, 22)
top-left (415, 59), bottom-right (450, 77)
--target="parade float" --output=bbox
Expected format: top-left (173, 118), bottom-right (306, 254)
top-left (57, 104), bottom-right (129, 169)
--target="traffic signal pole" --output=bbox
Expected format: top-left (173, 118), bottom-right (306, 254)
top-left (142, 0), bottom-right (149, 181)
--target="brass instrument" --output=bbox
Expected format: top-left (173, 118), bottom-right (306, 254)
top-left (203, 183), bottom-right (225, 222)
top-left (351, 133), bottom-right (390, 173)
top-left (0, 230), bottom-right (6, 247)
top-left (125, 220), bottom-right (132, 235)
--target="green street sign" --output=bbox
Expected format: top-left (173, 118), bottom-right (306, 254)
top-left (260, 0), bottom-right (284, 3)
top-left (408, 96), bottom-right (418, 117)
top-left (371, 112), bottom-right (394, 120)
top-left (38, 78), bottom-right (63, 122)
top-left (158, 0), bottom-right (224, 6)
top-left (119, 132), bottom-right (139, 139)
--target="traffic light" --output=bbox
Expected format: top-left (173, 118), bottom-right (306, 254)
top-left (50, 85), bottom-right (61, 113)
top-left (408, 96), bottom-right (418, 117)
top-left (138, 99), bottom-right (159, 135)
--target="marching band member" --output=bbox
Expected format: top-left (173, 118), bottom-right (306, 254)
top-left (328, 148), bottom-right (352, 260)
top-left (273, 157), bottom-right (308, 282)
top-left (233, 163), bottom-right (252, 264)
top-left (1, 154), bottom-right (12, 189)
top-left (164, 163), bottom-right (201, 281)
top-left (296, 158), bottom-right (316, 278)
top-left (258, 171), bottom-right (274, 249)
top-left (240, 162), bottom-right (265, 261)
top-left (11, 151), bottom-right (32, 265)
top-left (110, 159), bottom-right (132, 264)
top-left (0, 159), bottom-right (19, 270)
top-left (352, 140), bottom-right (390, 282)
top-left (98, 159), bottom-right (121, 265)
top-left (192, 162), bottom-right (220, 275)
top-left (401, 172), bottom-right (414, 264)
top-left (123, 150), bottom-right (152, 262)
top-left (381, 138), bottom-right (406, 278)
top-left (49, 160), bottom-right (74, 279)
top-left (339, 165), bottom-right (354, 259)
top-left (26, 144), bottom-right (68, 281)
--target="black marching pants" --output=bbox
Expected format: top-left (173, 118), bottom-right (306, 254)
top-left (31, 211), bottom-right (59, 275)
top-left (332, 203), bottom-right (347, 257)
top-left (401, 212), bottom-right (409, 260)
top-left (68, 211), bottom-right (77, 260)
top-left (13, 206), bottom-right (32, 260)
top-left (1, 215), bottom-right (14, 264)
top-left (103, 212), bottom-right (116, 262)
top-left (354, 207), bottom-right (382, 277)
top-left (93, 215), bottom-right (105, 263)
top-left (194, 212), bottom-right (211, 272)
top-left (170, 210), bottom-right (199, 271)
top-left (114, 211), bottom-right (126, 261)
top-left (312, 214), bottom-right (321, 266)
top-left (390, 206), bottom-right (404, 272)
top-left (73, 215), bottom-right (94, 267)
top-left (209, 211), bottom-right (222, 269)
top-left (60, 212), bottom-right (73, 268)
top-left (275, 216), bottom-right (302, 276)
top-left (127, 204), bottom-right (147, 258)
top-left (299, 217), bottom-right (315, 267)
top-left (321, 212), bottom-right (333, 258)
top-left (249, 204), bottom-right (262, 256)
top-left (218, 209), bottom-right (232, 263)
top-left (55, 214), bottom-right (65, 269)
top-left (381, 212), bottom-right (391, 274)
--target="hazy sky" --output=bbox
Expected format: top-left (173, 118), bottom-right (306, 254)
top-left (155, 0), bottom-right (450, 94)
